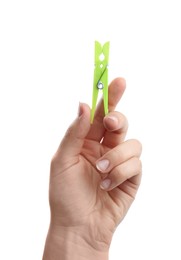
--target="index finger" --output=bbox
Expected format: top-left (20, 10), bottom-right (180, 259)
top-left (86, 77), bottom-right (126, 142)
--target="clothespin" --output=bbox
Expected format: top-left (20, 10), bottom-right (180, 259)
top-left (91, 41), bottom-right (110, 124)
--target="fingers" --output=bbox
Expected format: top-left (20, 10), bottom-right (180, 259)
top-left (102, 111), bottom-right (128, 147)
top-left (53, 103), bottom-right (91, 165)
top-left (96, 139), bottom-right (141, 172)
top-left (95, 139), bottom-right (142, 191)
top-left (100, 157), bottom-right (142, 191)
top-left (87, 77), bottom-right (126, 142)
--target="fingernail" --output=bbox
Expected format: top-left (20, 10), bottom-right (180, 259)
top-left (104, 116), bottom-right (119, 130)
top-left (78, 102), bottom-right (83, 117)
top-left (106, 116), bottom-right (118, 124)
top-left (100, 179), bottom-right (111, 190)
top-left (96, 159), bottom-right (109, 172)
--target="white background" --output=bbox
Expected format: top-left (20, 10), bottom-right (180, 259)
top-left (0, 0), bottom-right (181, 259)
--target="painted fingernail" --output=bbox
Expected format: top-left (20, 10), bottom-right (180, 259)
top-left (100, 179), bottom-right (111, 190)
top-left (96, 159), bottom-right (109, 172)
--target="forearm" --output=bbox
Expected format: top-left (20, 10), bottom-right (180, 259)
top-left (42, 225), bottom-right (109, 260)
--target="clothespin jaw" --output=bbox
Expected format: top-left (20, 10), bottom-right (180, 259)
top-left (91, 41), bottom-right (110, 124)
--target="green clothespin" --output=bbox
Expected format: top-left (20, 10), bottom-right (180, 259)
top-left (91, 41), bottom-right (110, 124)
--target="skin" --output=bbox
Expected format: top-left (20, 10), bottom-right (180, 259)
top-left (43, 78), bottom-right (142, 260)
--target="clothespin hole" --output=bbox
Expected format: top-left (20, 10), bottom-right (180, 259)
top-left (100, 64), bottom-right (103, 68)
top-left (99, 53), bottom-right (105, 61)
top-left (97, 82), bottom-right (104, 89)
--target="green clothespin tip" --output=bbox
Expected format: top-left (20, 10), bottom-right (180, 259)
top-left (91, 41), bottom-right (110, 124)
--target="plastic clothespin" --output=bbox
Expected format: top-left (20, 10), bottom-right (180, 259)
top-left (91, 41), bottom-right (110, 124)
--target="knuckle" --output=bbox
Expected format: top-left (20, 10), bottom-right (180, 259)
top-left (133, 157), bottom-right (142, 173)
top-left (109, 157), bottom-right (142, 188)
top-left (129, 139), bottom-right (142, 155)
top-left (138, 158), bottom-right (142, 172)
top-left (122, 113), bottom-right (128, 125)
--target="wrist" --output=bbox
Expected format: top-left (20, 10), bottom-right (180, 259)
top-left (43, 224), bottom-right (109, 260)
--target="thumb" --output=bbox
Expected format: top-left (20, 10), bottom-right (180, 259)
top-left (57, 103), bottom-right (91, 160)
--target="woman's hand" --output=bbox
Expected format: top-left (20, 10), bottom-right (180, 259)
top-left (43, 78), bottom-right (142, 260)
